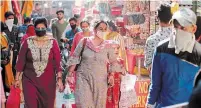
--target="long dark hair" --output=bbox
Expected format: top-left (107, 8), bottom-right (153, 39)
top-left (93, 20), bottom-right (108, 30)
top-left (34, 17), bottom-right (48, 28)
top-left (107, 20), bottom-right (117, 32)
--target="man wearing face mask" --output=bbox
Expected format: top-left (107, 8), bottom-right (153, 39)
top-left (18, 17), bottom-right (31, 38)
top-left (3, 11), bottom-right (19, 76)
top-left (146, 8), bottom-right (201, 108)
top-left (52, 10), bottom-right (68, 49)
top-left (61, 17), bottom-right (81, 49)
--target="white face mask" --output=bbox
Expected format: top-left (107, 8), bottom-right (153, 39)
top-left (97, 31), bottom-right (108, 39)
top-left (82, 27), bottom-right (89, 32)
top-left (5, 19), bottom-right (14, 32)
top-left (175, 29), bottom-right (194, 54)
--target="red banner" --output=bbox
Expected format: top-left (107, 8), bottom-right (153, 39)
top-left (132, 80), bottom-right (150, 108)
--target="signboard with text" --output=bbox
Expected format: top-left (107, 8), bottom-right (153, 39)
top-left (132, 80), bottom-right (150, 108)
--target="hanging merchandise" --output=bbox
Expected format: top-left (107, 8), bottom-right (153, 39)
top-left (115, 17), bottom-right (124, 27)
top-left (21, 0), bottom-right (33, 18)
top-left (0, 1), bottom-right (12, 21)
top-left (171, 2), bottom-right (179, 14)
top-left (72, 6), bottom-right (81, 15)
top-left (98, 2), bottom-right (110, 15)
top-left (131, 14), bottom-right (145, 24)
top-left (12, 0), bottom-right (21, 18)
top-left (111, 6), bottom-right (122, 16)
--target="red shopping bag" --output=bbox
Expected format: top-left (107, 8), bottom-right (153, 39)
top-left (6, 86), bottom-right (21, 108)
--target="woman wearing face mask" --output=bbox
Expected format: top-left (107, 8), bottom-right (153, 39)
top-left (70, 20), bottom-right (93, 56)
top-left (14, 17), bottom-right (64, 108)
top-left (68, 21), bottom-right (93, 94)
top-left (66, 20), bottom-right (121, 108)
top-left (20, 24), bottom-right (36, 44)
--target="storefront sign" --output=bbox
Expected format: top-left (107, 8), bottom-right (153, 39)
top-left (132, 80), bottom-right (150, 108)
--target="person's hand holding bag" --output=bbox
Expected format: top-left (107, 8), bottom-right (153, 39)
top-left (57, 74), bottom-right (64, 92)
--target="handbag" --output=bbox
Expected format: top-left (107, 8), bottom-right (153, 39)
top-left (1, 46), bottom-right (10, 65)
top-left (74, 38), bottom-right (87, 71)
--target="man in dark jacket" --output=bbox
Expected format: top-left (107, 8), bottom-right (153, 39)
top-left (3, 11), bottom-right (19, 76)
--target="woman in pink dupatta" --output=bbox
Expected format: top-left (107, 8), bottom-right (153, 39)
top-left (70, 20), bottom-right (93, 56)
top-left (67, 21), bottom-right (93, 107)
top-left (20, 24), bottom-right (36, 44)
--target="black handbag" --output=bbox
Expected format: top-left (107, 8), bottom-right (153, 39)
top-left (74, 38), bottom-right (87, 71)
top-left (1, 46), bottom-right (10, 65)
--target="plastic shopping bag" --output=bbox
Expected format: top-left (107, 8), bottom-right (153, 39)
top-left (119, 74), bottom-right (137, 108)
top-left (63, 82), bottom-right (76, 108)
top-left (120, 74), bottom-right (137, 92)
top-left (55, 90), bottom-right (66, 108)
top-left (55, 82), bottom-right (76, 108)
top-left (6, 86), bottom-right (21, 108)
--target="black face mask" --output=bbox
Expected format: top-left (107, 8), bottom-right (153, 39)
top-left (70, 24), bottom-right (76, 30)
top-left (35, 29), bottom-right (46, 37)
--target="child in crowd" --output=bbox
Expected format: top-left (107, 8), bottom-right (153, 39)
top-left (106, 42), bottom-right (126, 108)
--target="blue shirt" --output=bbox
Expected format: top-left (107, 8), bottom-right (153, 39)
top-left (18, 24), bottom-right (28, 35)
top-left (147, 39), bottom-right (201, 107)
top-left (65, 28), bottom-right (82, 46)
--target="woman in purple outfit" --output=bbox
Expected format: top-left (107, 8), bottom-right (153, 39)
top-left (14, 17), bottom-right (64, 108)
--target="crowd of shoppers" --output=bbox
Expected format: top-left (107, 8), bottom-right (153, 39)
top-left (1, 2), bottom-right (201, 108)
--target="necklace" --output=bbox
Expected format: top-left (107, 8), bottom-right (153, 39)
top-left (35, 36), bottom-right (47, 41)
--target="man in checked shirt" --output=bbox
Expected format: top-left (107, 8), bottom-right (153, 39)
top-left (144, 3), bottom-right (173, 72)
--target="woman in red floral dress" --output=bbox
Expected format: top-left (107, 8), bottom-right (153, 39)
top-left (106, 43), bottom-right (126, 108)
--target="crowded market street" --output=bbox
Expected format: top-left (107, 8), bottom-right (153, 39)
top-left (0, 0), bottom-right (201, 108)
